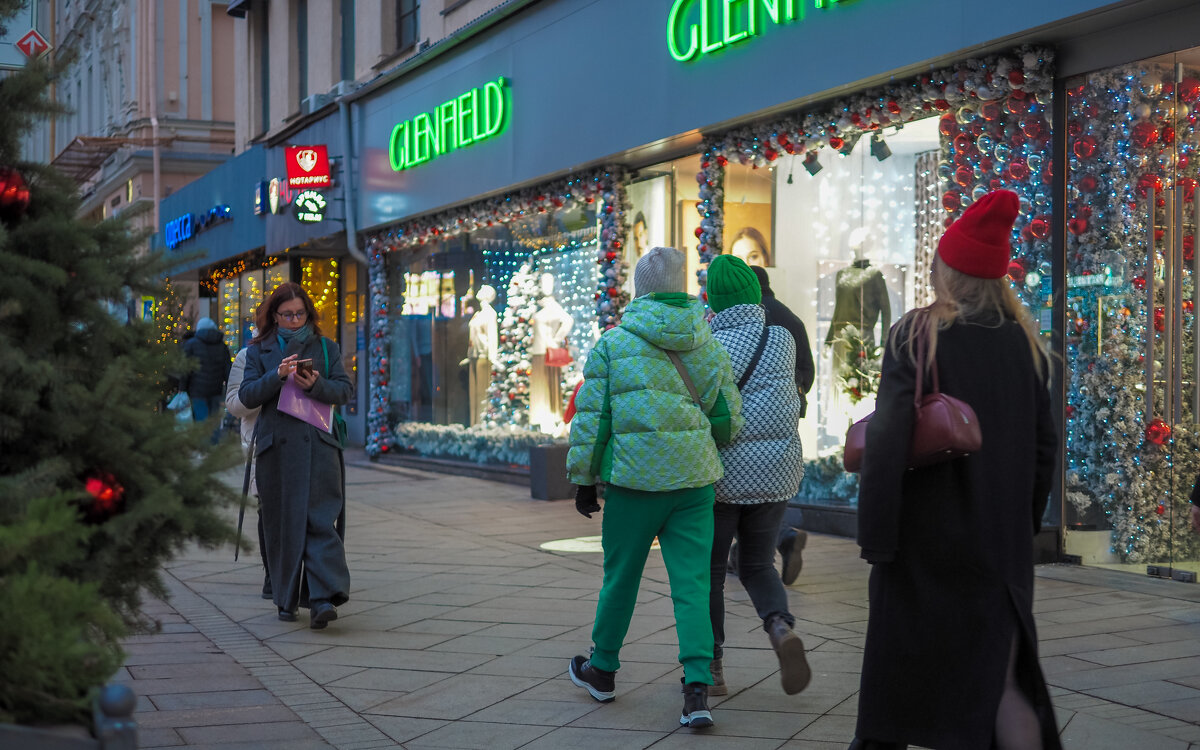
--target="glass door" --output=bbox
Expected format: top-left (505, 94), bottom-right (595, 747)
top-left (1064, 49), bottom-right (1200, 578)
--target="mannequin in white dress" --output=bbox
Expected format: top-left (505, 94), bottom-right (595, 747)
top-left (466, 285), bottom-right (499, 425)
top-left (529, 273), bottom-right (574, 429)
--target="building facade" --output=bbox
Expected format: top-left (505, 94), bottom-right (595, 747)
top-left (161, 0), bottom-right (1200, 581)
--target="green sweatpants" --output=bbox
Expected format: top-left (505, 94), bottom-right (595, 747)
top-left (590, 484), bottom-right (715, 686)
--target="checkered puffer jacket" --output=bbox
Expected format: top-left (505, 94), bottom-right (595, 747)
top-left (710, 304), bottom-right (805, 504)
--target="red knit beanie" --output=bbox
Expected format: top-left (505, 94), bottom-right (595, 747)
top-left (936, 190), bottom-right (1019, 279)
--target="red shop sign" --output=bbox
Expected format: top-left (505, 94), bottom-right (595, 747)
top-left (285, 145), bottom-right (331, 189)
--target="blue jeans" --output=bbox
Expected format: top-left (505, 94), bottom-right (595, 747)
top-left (190, 395), bottom-right (224, 444)
top-left (710, 500), bottom-right (794, 659)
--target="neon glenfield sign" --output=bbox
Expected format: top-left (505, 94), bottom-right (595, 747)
top-left (667, 0), bottom-right (848, 62)
top-left (388, 77), bottom-right (510, 171)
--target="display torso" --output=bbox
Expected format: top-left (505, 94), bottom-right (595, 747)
top-left (826, 260), bottom-right (891, 348)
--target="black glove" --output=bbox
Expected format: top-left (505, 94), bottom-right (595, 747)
top-left (575, 485), bottom-right (601, 518)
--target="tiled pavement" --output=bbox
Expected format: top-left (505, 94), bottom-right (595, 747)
top-left (119, 451), bottom-right (1200, 749)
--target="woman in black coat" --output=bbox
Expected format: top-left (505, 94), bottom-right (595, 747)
top-left (240, 282), bottom-right (353, 630)
top-left (852, 191), bottom-right (1060, 750)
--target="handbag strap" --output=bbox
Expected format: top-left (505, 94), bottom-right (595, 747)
top-left (737, 324), bottom-right (770, 391)
top-left (321, 336), bottom-right (330, 375)
top-left (664, 349), bottom-right (702, 407)
top-left (913, 310), bottom-right (940, 407)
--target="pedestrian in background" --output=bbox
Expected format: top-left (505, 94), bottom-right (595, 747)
top-left (181, 316), bottom-right (231, 440)
top-left (225, 344), bottom-right (271, 601)
top-left (566, 246), bottom-right (742, 729)
top-left (705, 254), bottom-right (809, 697)
top-left (852, 191), bottom-right (1060, 750)
top-left (240, 283), bottom-right (354, 631)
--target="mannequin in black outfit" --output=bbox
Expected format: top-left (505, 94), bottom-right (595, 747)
top-left (826, 234), bottom-right (891, 356)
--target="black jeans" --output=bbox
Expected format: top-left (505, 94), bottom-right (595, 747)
top-left (710, 500), bottom-right (794, 659)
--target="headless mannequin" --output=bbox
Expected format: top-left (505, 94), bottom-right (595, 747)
top-left (530, 273), bottom-right (574, 429)
top-left (826, 229), bottom-right (891, 353)
top-left (466, 285), bottom-right (499, 425)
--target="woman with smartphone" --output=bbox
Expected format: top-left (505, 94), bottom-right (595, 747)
top-left (239, 282), bottom-right (354, 630)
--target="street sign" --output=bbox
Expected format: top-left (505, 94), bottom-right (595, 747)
top-left (15, 29), bottom-right (49, 59)
top-left (0, 2), bottom-right (38, 70)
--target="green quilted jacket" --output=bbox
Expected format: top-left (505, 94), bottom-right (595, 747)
top-left (567, 293), bottom-right (742, 491)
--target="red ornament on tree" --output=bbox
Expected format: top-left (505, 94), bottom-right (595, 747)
top-left (1179, 76), bottom-right (1200, 103)
top-left (81, 471), bottom-right (125, 523)
top-left (1068, 217), bottom-right (1088, 235)
top-left (942, 191), bottom-right (962, 213)
top-left (1029, 216), bottom-right (1050, 239)
top-left (1154, 306), bottom-right (1166, 332)
top-left (0, 166), bottom-right (31, 223)
top-left (1072, 135), bottom-right (1097, 159)
top-left (1131, 120), bottom-right (1158, 149)
top-left (1146, 417), bottom-right (1171, 446)
top-left (1007, 259), bottom-right (1027, 283)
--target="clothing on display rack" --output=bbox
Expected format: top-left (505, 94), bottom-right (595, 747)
top-left (466, 284), bottom-right (499, 425)
top-left (530, 273), bottom-right (575, 427)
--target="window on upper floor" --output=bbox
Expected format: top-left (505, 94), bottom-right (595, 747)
top-left (397, 0), bottom-right (419, 52)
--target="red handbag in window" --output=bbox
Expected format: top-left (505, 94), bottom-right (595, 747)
top-left (545, 346), bottom-right (573, 368)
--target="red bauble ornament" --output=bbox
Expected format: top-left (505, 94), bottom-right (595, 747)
top-left (716, 155), bottom-right (728, 167)
top-left (1022, 117), bottom-right (1046, 140)
top-left (954, 166), bottom-right (973, 188)
top-left (1179, 77), bottom-right (1200, 103)
top-left (1076, 174), bottom-right (1098, 193)
top-left (980, 101), bottom-right (1002, 121)
top-left (1068, 217), bottom-right (1088, 235)
top-left (1008, 70), bottom-right (1026, 86)
top-left (605, 251), bottom-right (617, 261)
top-left (1183, 177), bottom-right (1198, 202)
top-left (829, 136), bottom-right (844, 150)
top-left (82, 471), bottom-right (125, 523)
top-left (1067, 120), bottom-right (1082, 137)
top-left (1007, 161), bottom-right (1030, 181)
top-left (1029, 216), bottom-right (1050, 239)
top-left (938, 115), bottom-right (958, 137)
top-left (607, 287), bottom-right (620, 298)
top-left (1133, 275), bottom-right (1147, 290)
top-left (1006, 95), bottom-right (1031, 115)
top-left (0, 167), bottom-right (31, 222)
top-left (1146, 417), bottom-right (1171, 446)
top-left (1154, 306), bottom-right (1166, 332)
top-left (612, 240), bottom-right (622, 250)
top-left (1065, 405), bottom-right (1076, 418)
top-left (942, 191), bottom-right (962, 212)
top-left (1137, 173), bottom-right (1164, 197)
top-left (694, 227), bottom-right (704, 238)
top-left (1072, 135), bottom-right (1097, 159)
top-left (380, 444), bottom-right (390, 453)
top-left (1131, 120), bottom-right (1158, 149)
top-left (1007, 260), bottom-right (1027, 282)
top-left (1161, 125), bottom-right (1176, 144)
top-left (887, 100), bottom-right (902, 115)
top-left (1185, 299), bottom-right (1195, 314)
top-left (934, 99), bottom-right (950, 112)
top-left (1185, 235), bottom-right (1195, 262)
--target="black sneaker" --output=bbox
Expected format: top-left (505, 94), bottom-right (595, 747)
top-left (310, 602), bottom-right (338, 630)
top-left (568, 655), bottom-right (615, 702)
top-left (680, 679), bottom-right (713, 728)
top-left (261, 572), bottom-right (273, 600)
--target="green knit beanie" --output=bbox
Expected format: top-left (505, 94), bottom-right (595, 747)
top-left (706, 254), bottom-right (762, 313)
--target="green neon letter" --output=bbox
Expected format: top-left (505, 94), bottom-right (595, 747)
top-left (723, 0), bottom-right (748, 45)
top-left (482, 78), bottom-right (507, 138)
top-left (389, 122), bottom-right (407, 171)
top-left (470, 87), bottom-right (484, 141)
top-left (814, 0), bottom-right (839, 8)
top-left (439, 98), bottom-right (458, 155)
top-left (667, 0), bottom-right (698, 62)
top-left (456, 90), bottom-right (475, 147)
top-left (700, 0), bottom-right (723, 54)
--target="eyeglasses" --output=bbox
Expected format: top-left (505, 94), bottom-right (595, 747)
top-left (276, 310), bottom-right (308, 322)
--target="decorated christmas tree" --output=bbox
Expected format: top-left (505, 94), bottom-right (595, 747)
top-left (0, 6), bottom-right (237, 725)
top-left (483, 263), bottom-right (543, 428)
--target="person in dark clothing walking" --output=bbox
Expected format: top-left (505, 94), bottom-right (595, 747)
top-left (181, 317), bottom-right (232, 435)
top-left (851, 191), bottom-right (1060, 750)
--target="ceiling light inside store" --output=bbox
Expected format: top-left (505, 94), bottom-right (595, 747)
top-left (870, 134), bottom-right (892, 161)
top-left (803, 152), bottom-right (823, 176)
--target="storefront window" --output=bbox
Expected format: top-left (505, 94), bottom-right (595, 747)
top-left (1063, 49), bottom-right (1200, 575)
top-left (219, 276), bottom-right (239, 351)
top-left (386, 205), bottom-right (600, 434)
top-left (301, 258), bottom-right (340, 335)
top-left (239, 270), bottom-right (264, 345)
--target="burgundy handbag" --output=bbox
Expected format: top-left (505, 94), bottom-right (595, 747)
top-left (545, 346), bottom-right (573, 368)
top-left (843, 314), bottom-right (981, 473)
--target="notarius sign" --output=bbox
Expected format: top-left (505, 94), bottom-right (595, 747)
top-left (388, 77), bottom-right (510, 171)
top-left (285, 145), bottom-right (331, 188)
top-left (667, 0), bottom-right (850, 62)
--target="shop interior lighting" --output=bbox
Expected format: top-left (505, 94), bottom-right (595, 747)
top-left (870, 134), bottom-right (892, 162)
top-left (803, 151), bottom-right (823, 176)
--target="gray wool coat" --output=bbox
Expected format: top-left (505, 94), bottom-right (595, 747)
top-left (710, 304), bottom-right (804, 504)
top-left (240, 330), bottom-right (354, 612)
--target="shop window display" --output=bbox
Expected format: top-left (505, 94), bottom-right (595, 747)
top-left (1063, 49), bottom-right (1200, 574)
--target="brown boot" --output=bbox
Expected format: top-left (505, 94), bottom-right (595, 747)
top-left (709, 658), bottom-right (728, 696)
top-left (766, 614), bottom-right (811, 695)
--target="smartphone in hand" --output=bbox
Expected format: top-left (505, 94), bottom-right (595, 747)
top-left (295, 359), bottom-right (315, 377)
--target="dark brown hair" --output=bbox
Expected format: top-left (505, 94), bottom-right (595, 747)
top-left (251, 281), bottom-right (322, 344)
top-left (728, 226), bottom-right (772, 267)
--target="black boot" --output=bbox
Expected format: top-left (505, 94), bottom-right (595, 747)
top-left (848, 738), bottom-right (908, 750)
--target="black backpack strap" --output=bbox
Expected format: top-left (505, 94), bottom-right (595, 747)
top-left (737, 325), bottom-right (770, 391)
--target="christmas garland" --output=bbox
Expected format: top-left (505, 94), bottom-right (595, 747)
top-left (597, 176), bottom-right (632, 329)
top-left (693, 45), bottom-right (1054, 311)
top-left (390, 422), bottom-right (558, 467)
top-left (365, 238), bottom-right (392, 456)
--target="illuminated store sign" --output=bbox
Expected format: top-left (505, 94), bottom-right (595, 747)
top-left (388, 77), bottom-right (510, 172)
top-left (294, 190), bottom-right (327, 223)
top-left (163, 205), bottom-right (232, 250)
top-left (667, 0), bottom-right (848, 62)
top-left (285, 145), bottom-right (332, 188)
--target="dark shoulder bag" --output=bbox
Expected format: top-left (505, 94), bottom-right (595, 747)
top-left (843, 312), bottom-right (981, 473)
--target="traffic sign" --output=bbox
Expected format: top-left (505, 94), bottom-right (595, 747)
top-left (0, 3), bottom-right (38, 70)
top-left (15, 29), bottom-right (49, 59)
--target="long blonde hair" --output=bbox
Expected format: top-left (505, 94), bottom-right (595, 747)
top-left (893, 255), bottom-right (1047, 381)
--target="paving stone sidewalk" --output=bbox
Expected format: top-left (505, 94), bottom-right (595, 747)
top-left (120, 452), bottom-right (1200, 749)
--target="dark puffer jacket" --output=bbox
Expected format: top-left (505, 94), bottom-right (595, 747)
top-left (181, 327), bottom-right (232, 398)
